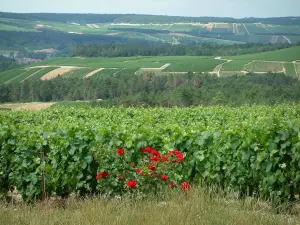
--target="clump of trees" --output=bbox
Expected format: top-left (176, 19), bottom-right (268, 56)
top-left (1, 72), bottom-right (300, 106)
top-left (72, 43), bottom-right (296, 57)
top-left (0, 55), bottom-right (20, 73)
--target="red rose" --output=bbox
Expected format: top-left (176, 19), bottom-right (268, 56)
top-left (181, 181), bottom-right (190, 191)
top-left (127, 179), bottom-right (137, 188)
top-left (116, 148), bottom-right (125, 155)
top-left (148, 164), bottom-right (156, 171)
top-left (96, 171), bottom-right (108, 180)
top-left (131, 163), bottom-right (135, 168)
top-left (167, 150), bottom-right (184, 163)
top-left (141, 146), bottom-right (152, 153)
top-left (136, 168), bottom-right (142, 174)
top-left (118, 175), bottom-right (123, 180)
top-left (161, 156), bottom-right (169, 162)
top-left (161, 175), bottom-right (167, 181)
top-left (168, 181), bottom-right (176, 189)
top-left (149, 156), bottom-right (160, 162)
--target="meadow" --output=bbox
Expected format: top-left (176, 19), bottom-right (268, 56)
top-left (1, 187), bottom-right (299, 225)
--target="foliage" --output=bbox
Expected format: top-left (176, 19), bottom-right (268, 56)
top-left (1, 72), bottom-right (300, 105)
top-left (71, 43), bottom-right (296, 57)
top-left (0, 55), bottom-right (20, 73)
top-left (95, 146), bottom-right (188, 197)
top-left (0, 105), bottom-right (300, 203)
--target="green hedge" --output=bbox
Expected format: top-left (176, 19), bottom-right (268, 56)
top-left (0, 105), bottom-right (300, 202)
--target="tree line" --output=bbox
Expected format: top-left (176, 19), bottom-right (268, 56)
top-left (72, 43), bottom-right (295, 57)
top-left (0, 55), bottom-right (20, 73)
top-left (1, 72), bottom-right (300, 106)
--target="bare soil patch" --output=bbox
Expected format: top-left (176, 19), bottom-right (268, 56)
top-left (33, 48), bottom-right (56, 53)
top-left (0, 102), bottom-right (55, 111)
top-left (41, 66), bottom-right (82, 80)
top-left (105, 32), bottom-right (121, 36)
top-left (168, 33), bottom-right (195, 38)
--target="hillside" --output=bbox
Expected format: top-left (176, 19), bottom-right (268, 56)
top-left (227, 45), bottom-right (300, 61)
top-left (0, 46), bottom-right (299, 84)
top-left (1, 12), bottom-right (300, 53)
top-left (220, 46), bottom-right (300, 77)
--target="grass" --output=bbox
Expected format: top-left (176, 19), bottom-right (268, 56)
top-left (31, 56), bottom-right (221, 72)
top-left (268, 25), bottom-right (300, 34)
top-left (240, 24), bottom-right (270, 34)
top-left (245, 61), bottom-right (284, 72)
top-left (0, 69), bottom-right (26, 84)
top-left (164, 57), bottom-right (222, 72)
top-left (25, 67), bottom-right (59, 81)
top-left (221, 60), bottom-right (250, 71)
top-left (285, 63), bottom-right (297, 77)
top-left (7, 68), bottom-right (41, 83)
top-left (227, 46), bottom-right (300, 62)
top-left (1, 187), bottom-right (299, 225)
top-left (63, 68), bottom-right (97, 78)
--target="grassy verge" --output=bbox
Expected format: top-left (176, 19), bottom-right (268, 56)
top-left (1, 187), bottom-right (299, 225)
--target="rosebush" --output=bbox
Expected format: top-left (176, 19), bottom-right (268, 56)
top-left (95, 146), bottom-right (190, 197)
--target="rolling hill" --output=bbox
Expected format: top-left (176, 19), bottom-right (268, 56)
top-left (0, 46), bottom-right (299, 84)
top-left (1, 12), bottom-right (300, 53)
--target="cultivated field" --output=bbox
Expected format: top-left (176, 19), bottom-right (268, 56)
top-left (0, 46), bottom-right (299, 83)
top-left (1, 14), bottom-right (300, 48)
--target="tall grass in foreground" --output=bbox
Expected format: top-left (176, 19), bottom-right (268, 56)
top-left (1, 186), bottom-right (299, 225)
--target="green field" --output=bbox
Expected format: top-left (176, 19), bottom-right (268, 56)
top-left (32, 56), bottom-right (222, 73)
top-left (244, 61), bottom-right (284, 72)
top-left (0, 69), bottom-right (27, 84)
top-left (284, 63), bottom-right (297, 77)
top-left (1, 13), bottom-right (300, 45)
top-left (221, 60), bottom-right (251, 71)
top-left (164, 57), bottom-right (221, 72)
top-left (24, 67), bottom-right (59, 81)
top-left (62, 67), bottom-right (97, 78)
top-left (0, 46), bottom-right (299, 82)
top-left (227, 46), bottom-right (300, 61)
top-left (7, 68), bottom-right (42, 83)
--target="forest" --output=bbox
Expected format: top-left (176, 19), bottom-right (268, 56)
top-left (71, 43), bottom-right (297, 57)
top-left (1, 72), bottom-right (299, 106)
top-left (0, 56), bottom-right (20, 72)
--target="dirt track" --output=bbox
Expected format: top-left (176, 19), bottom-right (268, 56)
top-left (84, 68), bottom-right (105, 78)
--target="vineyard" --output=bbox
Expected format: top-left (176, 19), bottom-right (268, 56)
top-left (0, 105), bottom-right (300, 203)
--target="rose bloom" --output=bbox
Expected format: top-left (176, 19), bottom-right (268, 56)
top-left (96, 171), bottom-right (108, 180)
top-left (148, 164), bottom-right (156, 171)
top-left (181, 181), bottom-right (190, 191)
top-left (116, 148), bottom-right (125, 155)
top-left (161, 156), bottom-right (169, 162)
top-left (141, 146), bottom-right (153, 153)
top-left (161, 175), bottom-right (167, 181)
top-left (167, 150), bottom-right (184, 163)
top-left (127, 179), bottom-right (137, 188)
top-left (131, 163), bottom-right (135, 168)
